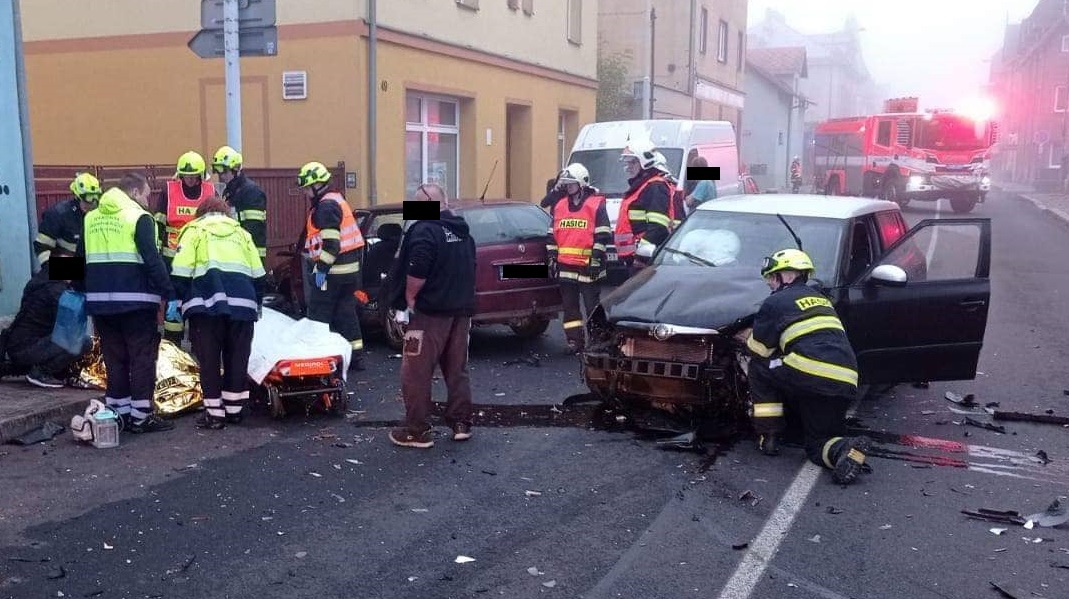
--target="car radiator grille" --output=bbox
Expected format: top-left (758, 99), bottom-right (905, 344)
top-left (621, 336), bottom-right (711, 364)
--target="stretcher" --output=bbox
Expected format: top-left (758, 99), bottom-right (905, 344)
top-left (260, 354), bottom-right (348, 418)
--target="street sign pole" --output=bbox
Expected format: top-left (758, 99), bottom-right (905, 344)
top-left (223, 0), bottom-right (242, 153)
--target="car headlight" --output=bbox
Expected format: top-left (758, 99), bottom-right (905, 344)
top-left (652, 323), bottom-right (672, 341)
top-left (909, 175), bottom-right (925, 187)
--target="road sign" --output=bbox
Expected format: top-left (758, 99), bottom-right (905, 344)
top-left (188, 26), bottom-right (278, 58)
top-left (200, 0), bottom-right (275, 29)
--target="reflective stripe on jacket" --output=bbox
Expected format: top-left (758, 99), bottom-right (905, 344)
top-left (615, 174), bottom-right (672, 258)
top-left (164, 180), bottom-right (214, 254)
top-left (305, 192), bottom-right (365, 276)
top-left (84, 188), bottom-right (163, 313)
top-left (171, 213), bottom-right (266, 321)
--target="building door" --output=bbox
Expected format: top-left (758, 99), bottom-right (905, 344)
top-left (505, 103), bottom-right (532, 199)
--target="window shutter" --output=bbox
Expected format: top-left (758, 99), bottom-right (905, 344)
top-left (282, 71), bottom-right (308, 100)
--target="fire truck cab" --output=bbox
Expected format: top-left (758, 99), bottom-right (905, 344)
top-left (813, 97), bottom-right (997, 214)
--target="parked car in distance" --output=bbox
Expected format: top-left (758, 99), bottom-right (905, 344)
top-left (582, 193), bottom-right (990, 422)
top-left (270, 200), bottom-right (562, 350)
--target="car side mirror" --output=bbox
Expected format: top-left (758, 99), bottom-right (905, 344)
top-left (636, 243), bottom-right (655, 259)
top-left (869, 264), bottom-right (908, 287)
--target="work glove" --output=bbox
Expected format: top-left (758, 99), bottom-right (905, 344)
top-left (165, 300), bottom-right (181, 322)
top-left (589, 255), bottom-right (603, 280)
top-left (313, 269), bottom-right (328, 291)
top-left (394, 308), bottom-right (411, 325)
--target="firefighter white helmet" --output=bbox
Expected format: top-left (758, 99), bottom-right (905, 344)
top-left (558, 163), bottom-right (590, 187)
top-left (620, 139), bottom-right (660, 170)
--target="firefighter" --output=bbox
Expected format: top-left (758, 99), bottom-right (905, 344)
top-left (744, 248), bottom-right (871, 485)
top-left (171, 196), bottom-right (266, 429)
top-left (84, 172), bottom-right (175, 433)
top-left (211, 146), bottom-right (268, 261)
top-left (154, 151), bottom-right (215, 344)
top-left (34, 172), bottom-right (102, 265)
top-left (790, 156), bottom-right (803, 194)
top-left (297, 161), bottom-right (367, 370)
top-left (546, 163), bottom-right (612, 354)
top-left (616, 140), bottom-right (673, 273)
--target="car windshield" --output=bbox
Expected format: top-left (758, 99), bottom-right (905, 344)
top-left (652, 211), bottom-right (845, 284)
top-left (915, 115), bottom-right (991, 152)
top-left (569, 148), bottom-right (685, 197)
top-left (455, 204), bottom-right (550, 246)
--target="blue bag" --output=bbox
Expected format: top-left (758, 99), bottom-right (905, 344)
top-left (51, 290), bottom-right (89, 355)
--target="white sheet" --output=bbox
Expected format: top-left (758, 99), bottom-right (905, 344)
top-left (247, 307), bottom-right (352, 385)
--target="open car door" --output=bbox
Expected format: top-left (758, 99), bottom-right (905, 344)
top-left (837, 218), bottom-right (991, 385)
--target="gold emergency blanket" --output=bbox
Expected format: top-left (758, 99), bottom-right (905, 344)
top-left (74, 338), bottom-right (203, 415)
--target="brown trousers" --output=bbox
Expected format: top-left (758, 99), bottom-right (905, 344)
top-left (400, 312), bottom-right (474, 433)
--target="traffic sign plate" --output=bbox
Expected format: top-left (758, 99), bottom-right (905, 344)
top-left (188, 26), bottom-right (278, 59)
top-left (201, 0), bottom-right (276, 30)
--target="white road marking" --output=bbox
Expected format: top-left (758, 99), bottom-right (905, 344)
top-left (925, 199), bottom-right (942, 267)
top-left (715, 395), bottom-right (862, 599)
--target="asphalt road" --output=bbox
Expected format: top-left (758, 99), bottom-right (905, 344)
top-left (1, 189), bottom-right (1067, 599)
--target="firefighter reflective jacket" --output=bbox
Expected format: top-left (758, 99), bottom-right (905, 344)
top-left (548, 191), bottom-right (612, 283)
top-left (34, 198), bottom-right (87, 264)
top-left (84, 187), bottom-right (174, 315)
top-left (305, 191), bottom-right (365, 279)
top-left (746, 280), bottom-right (859, 398)
top-left (615, 170), bottom-right (672, 258)
top-left (222, 172), bottom-right (268, 259)
top-left (154, 180), bottom-right (215, 259)
top-left (170, 213), bottom-right (267, 321)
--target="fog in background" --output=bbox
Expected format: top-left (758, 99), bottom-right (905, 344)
top-left (747, 0), bottom-right (1035, 113)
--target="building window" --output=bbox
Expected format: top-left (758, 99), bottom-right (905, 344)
top-left (567, 0), bottom-right (582, 44)
top-left (1062, 34), bottom-right (1069, 52)
top-left (558, 113), bottom-right (568, 169)
top-left (1050, 144), bottom-right (1063, 169)
top-left (522, 0), bottom-right (534, 15)
top-left (699, 8), bottom-right (708, 55)
top-left (717, 20), bottom-right (728, 63)
top-left (456, 0), bottom-right (479, 10)
top-left (405, 93), bottom-right (460, 200)
top-left (737, 31), bottom-right (744, 71)
top-left (1056, 85), bottom-right (1068, 113)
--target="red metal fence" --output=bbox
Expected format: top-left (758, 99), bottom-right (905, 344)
top-left (33, 163), bottom-right (345, 272)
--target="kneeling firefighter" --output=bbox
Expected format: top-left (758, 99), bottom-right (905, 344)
top-left (744, 249), bottom-right (872, 485)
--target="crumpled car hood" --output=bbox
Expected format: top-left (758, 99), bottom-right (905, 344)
top-left (601, 265), bottom-right (769, 330)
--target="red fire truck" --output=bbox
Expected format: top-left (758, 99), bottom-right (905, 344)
top-left (812, 97), bottom-right (997, 213)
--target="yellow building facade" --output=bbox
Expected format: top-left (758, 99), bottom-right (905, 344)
top-left (20, 0), bottom-right (598, 205)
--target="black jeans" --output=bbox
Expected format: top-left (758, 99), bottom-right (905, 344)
top-left (94, 310), bottom-right (161, 420)
top-left (307, 278), bottom-right (363, 352)
top-left (9, 337), bottom-right (83, 377)
top-left (559, 280), bottom-right (601, 346)
top-left (189, 315), bottom-right (254, 419)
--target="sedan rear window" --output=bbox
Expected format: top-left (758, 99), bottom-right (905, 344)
top-left (455, 204), bottom-right (551, 246)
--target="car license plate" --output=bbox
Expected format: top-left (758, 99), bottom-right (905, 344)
top-left (498, 263), bottom-right (548, 280)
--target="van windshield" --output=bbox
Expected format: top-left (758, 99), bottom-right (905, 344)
top-left (569, 148), bottom-right (684, 198)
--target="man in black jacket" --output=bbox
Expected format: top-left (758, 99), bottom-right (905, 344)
top-left (212, 146), bottom-right (268, 261)
top-left (2, 264), bottom-right (88, 388)
top-left (387, 183), bottom-right (477, 449)
top-left (34, 173), bottom-right (101, 266)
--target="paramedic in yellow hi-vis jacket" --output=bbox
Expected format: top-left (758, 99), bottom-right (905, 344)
top-left (744, 249), bottom-right (872, 486)
top-left (297, 161), bottom-right (367, 371)
top-left (170, 196), bottom-right (266, 430)
top-left (154, 151), bottom-right (215, 345)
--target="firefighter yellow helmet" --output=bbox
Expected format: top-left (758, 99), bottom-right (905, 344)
top-left (297, 161), bottom-right (331, 188)
top-left (69, 172), bottom-right (102, 201)
top-left (212, 146), bottom-right (243, 173)
top-left (175, 151), bottom-right (207, 177)
top-left (761, 248), bottom-right (815, 278)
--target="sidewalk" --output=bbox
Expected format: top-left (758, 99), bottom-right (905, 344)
top-left (997, 182), bottom-right (1069, 227)
top-left (0, 378), bottom-right (95, 444)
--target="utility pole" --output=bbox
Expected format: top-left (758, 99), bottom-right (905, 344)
top-left (649, 5), bottom-right (656, 119)
top-left (223, 0), bottom-right (242, 151)
top-left (368, 0), bottom-right (378, 205)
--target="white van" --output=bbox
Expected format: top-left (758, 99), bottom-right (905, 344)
top-left (564, 119), bottom-right (743, 229)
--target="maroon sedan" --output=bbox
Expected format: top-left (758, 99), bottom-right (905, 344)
top-left (270, 200), bottom-right (562, 349)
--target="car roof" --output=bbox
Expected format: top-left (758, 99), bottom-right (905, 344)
top-left (360, 199), bottom-right (537, 213)
top-left (697, 194), bottom-right (901, 220)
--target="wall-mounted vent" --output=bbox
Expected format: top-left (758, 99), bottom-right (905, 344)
top-left (282, 71), bottom-right (307, 100)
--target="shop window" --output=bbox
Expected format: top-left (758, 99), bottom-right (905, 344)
top-left (405, 92), bottom-right (460, 200)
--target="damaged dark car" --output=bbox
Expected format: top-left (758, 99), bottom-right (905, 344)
top-left (582, 194), bottom-right (991, 423)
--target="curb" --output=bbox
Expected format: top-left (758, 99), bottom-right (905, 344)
top-left (0, 388), bottom-right (91, 444)
top-left (1005, 189), bottom-right (1069, 229)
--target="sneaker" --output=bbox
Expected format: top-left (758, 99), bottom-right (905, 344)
top-left (452, 423), bottom-right (473, 442)
top-left (195, 414), bottom-right (226, 430)
top-left (756, 433), bottom-right (780, 457)
top-left (126, 414), bottom-right (175, 434)
top-left (26, 368), bottom-right (64, 389)
top-left (389, 427), bottom-right (434, 449)
top-left (832, 436), bottom-right (872, 485)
